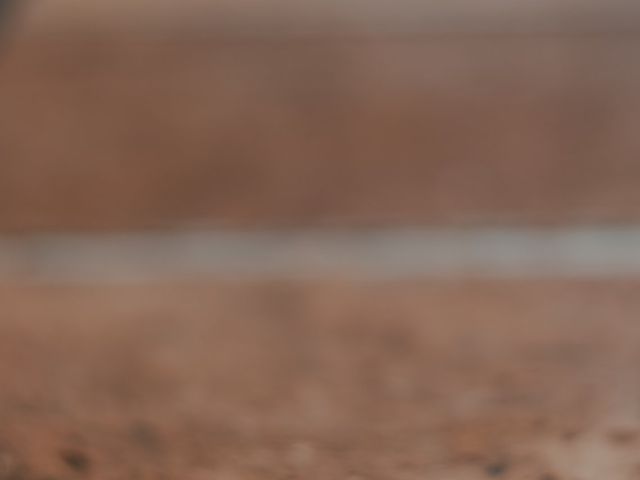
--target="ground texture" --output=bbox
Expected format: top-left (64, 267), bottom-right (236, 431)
top-left (1, 280), bottom-right (640, 479)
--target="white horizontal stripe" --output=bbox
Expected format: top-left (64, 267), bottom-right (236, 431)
top-left (0, 228), bottom-right (639, 283)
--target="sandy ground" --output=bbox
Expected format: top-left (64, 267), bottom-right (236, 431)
top-left (1, 279), bottom-right (640, 479)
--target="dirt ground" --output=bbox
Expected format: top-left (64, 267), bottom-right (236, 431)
top-left (1, 279), bottom-right (640, 479)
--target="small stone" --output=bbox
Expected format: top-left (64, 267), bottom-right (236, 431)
top-left (60, 449), bottom-right (90, 473)
top-left (485, 461), bottom-right (509, 477)
top-left (607, 428), bottom-right (638, 445)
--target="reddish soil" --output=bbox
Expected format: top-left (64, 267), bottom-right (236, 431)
top-left (1, 28), bottom-right (640, 231)
top-left (1, 279), bottom-right (639, 479)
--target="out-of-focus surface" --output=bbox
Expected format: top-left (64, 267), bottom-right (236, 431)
top-left (3, 2), bottom-right (640, 479)
top-left (22, 0), bottom-right (640, 33)
top-left (1, 1), bottom-right (640, 230)
top-left (1, 280), bottom-right (640, 480)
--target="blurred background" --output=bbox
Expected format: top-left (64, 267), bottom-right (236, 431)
top-left (1, 1), bottom-right (640, 479)
top-left (2, 0), bottom-right (640, 230)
